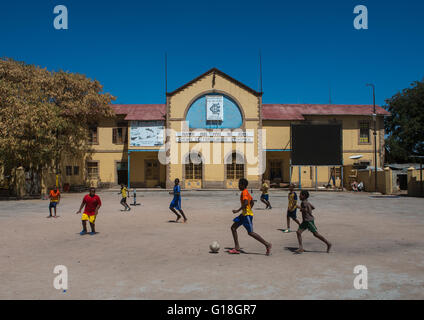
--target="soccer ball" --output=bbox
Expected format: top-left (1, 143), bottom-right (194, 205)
top-left (209, 241), bottom-right (220, 253)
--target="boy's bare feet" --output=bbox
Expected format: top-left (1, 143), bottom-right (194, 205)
top-left (175, 216), bottom-right (181, 223)
top-left (295, 248), bottom-right (305, 254)
top-left (327, 243), bottom-right (332, 253)
top-left (266, 243), bottom-right (272, 256)
top-left (183, 218), bottom-right (187, 223)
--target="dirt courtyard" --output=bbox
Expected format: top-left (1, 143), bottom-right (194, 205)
top-left (0, 189), bottom-right (423, 300)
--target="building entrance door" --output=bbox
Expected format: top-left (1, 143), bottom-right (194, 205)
top-left (184, 153), bottom-right (202, 189)
top-left (269, 160), bottom-right (283, 183)
top-left (117, 162), bottom-right (128, 185)
top-left (225, 153), bottom-right (244, 189)
top-left (145, 160), bottom-right (160, 187)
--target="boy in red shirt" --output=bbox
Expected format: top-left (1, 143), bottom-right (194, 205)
top-left (229, 178), bottom-right (272, 256)
top-left (76, 187), bottom-right (102, 235)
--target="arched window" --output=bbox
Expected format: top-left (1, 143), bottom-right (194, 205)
top-left (226, 152), bottom-right (244, 180)
top-left (184, 152), bottom-right (202, 180)
top-left (185, 94), bottom-right (243, 129)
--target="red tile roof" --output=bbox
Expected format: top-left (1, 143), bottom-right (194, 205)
top-left (262, 104), bottom-right (390, 120)
top-left (112, 104), bottom-right (166, 121)
top-left (111, 103), bottom-right (390, 121)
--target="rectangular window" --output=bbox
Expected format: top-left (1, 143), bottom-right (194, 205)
top-left (66, 166), bottom-right (72, 176)
top-left (88, 127), bottom-right (98, 144)
top-left (73, 166), bottom-right (79, 176)
top-left (87, 162), bottom-right (99, 178)
top-left (359, 122), bottom-right (370, 144)
top-left (112, 127), bottom-right (128, 144)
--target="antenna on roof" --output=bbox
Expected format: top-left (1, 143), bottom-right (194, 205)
top-left (259, 50), bottom-right (263, 93)
top-left (164, 53), bottom-right (168, 97)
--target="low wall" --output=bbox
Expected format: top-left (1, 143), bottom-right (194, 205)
top-left (354, 167), bottom-right (393, 194)
top-left (407, 167), bottom-right (424, 197)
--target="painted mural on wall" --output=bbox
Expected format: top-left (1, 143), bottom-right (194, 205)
top-left (130, 121), bottom-right (164, 147)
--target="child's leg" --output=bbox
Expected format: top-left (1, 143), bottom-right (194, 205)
top-left (231, 222), bottom-right (241, 250)
top-left (295, 228), bottom-right (305, 253)
top-left (53, 206), bottom-right (57, 217)
top-left (178, 209), bottom-right (187, 222)
top-left (248, 231), bottom-right (272, 255)
top-left (312, 231), bottom-right (332, 253)
top-left (260, 197), bottom-right (268, 207)
top-left (286, 215), bottom-right (290, 229)
top-left (292, 217), bottom-right (301, 226)
top-left (89, 222), bottom-right (96, 233)
top-left (48, 206), bottom-right (52, 217)
top-left (120, 198), bottom-right (126, 209)
top-left (169, 207), bottom-right (182, 221)
top-left (82, 220), bottom-right (87, 232)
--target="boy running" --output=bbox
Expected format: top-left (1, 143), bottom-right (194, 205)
top-left (229, 178), bottom-right (272, 256)
top-left (283, 184), bottom-right (300, 232)
top-left (76, 187), bottom-right (102, 235)
top-left (169, 178), bottom-right (187, 223)
top-left (260, 178), bottom-right (272, 209)
top-left (295, 190), bottom-right (332, 254)
top-left (118, 184), bottom-right (131, 211)
top-left (48, 186), bottom-right (61, 218)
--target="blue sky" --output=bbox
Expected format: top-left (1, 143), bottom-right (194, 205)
top-left (1, 0), bottom-right (423, 107)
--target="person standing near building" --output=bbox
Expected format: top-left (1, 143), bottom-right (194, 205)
top-left (260, 178), bottom-right (272, 209)
top-left (76, 187), bottom-right (102, 235)
top-left (48, 186), bottom-right (60, 218)
top-left (169, 178), bottom-right (187, 223)
top-left (118, 184), bottom-right (131, 211)
top-left (229, 178), bottom-right (272, 256)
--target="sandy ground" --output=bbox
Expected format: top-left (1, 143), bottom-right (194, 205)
top-left (0, 189), bottom-right (423, 300)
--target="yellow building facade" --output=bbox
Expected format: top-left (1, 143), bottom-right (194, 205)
top-left (57, 68), bottom-right (389, 190)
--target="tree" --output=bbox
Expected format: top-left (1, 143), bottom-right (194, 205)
top-left (0, 58), bottom-right (115, 195)
top-left (385, 79), bottom-right (424, 163)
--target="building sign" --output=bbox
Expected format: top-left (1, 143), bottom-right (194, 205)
top-left (206, 96), bottom-right (224, 121)
top-left (176, 131), bottom-right (254, 143)
top-left (130, 121), bottom-right (164, 147)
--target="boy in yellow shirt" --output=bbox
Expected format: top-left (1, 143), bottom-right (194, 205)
top-left (283, 184), bottom-right (300, 233)
top-left (260, 178), bottom-right (272, 209)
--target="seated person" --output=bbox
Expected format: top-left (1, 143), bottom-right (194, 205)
top-left (351, 180), bottom-right (358, 191)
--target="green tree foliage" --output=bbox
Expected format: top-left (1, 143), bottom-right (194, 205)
top-left (385, 79), bottom-right (424, 163)
top-left (0, 58), bottom-right (115, 190)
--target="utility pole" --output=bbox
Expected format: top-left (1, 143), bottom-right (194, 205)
top-left (366, 84), bottom-right (378, 192)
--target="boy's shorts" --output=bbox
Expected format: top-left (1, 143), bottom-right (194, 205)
top-left (120, 197), bottom-right (127, 203)
top-left (299, 220), bottom-right (317, 233)
top-left (260, 194), bottom-right (269, 201)
top-left (81, 213), bottom-right (96, 224)
top-left (287, 209), bottom-right (297, 219)
top-left (233, 214), bottom-right (254, 233)
top-left (170, 198), bottom-right (181, 210)
top-left (49, 202), bottom-right (58, 208)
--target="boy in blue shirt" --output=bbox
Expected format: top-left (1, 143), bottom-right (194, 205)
top-left (169, 178), bottom-right (187, 223)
